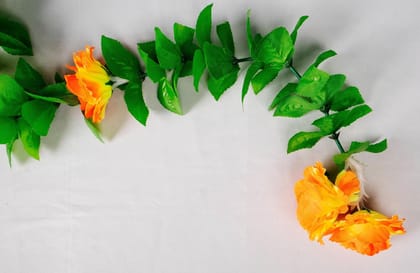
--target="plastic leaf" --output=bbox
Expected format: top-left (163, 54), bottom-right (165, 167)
top-left (296, 66), bottom-right (329, 106)
top-left (0, 117), bottom-right (18, 144)
top-left (138, 47), bottom-right (166, 83)
top-left (246, 10), bottom-right (253, 56)
top-left (290, 15), bottom-right (309, 44)
top-left (273, 95), bottom-right (319, 117)
top-left (25, 83), bottom-right (79, 106)
top-left (0, 74), bottom-right (27, 117)
top-left (84, 117), bottom-right (103, 142)
top-left (255, 27), bottom-right (294, 67)
top-left (101, 35), bottom-right (142, 81)
top-left (216, 22), bottom-right (235, 54)
top-left (155, 27), bottom-right (182, 70)
top-left (122, 82), bottom-right (149, 125)
top-left (366, 139), bottom-right (387, 153)
top-left (269, 83), bottom-right (298, 110)
top-left (251, 65), bottom-right (279, 94)
top-left (174, 23), bottom-right (195, 48)
top-left (287, 131), bottom-right (325, 153)
top-left (17, 118), bottom-right (40, 160)
top-left (207, 68), bottom-right (239, 101)
top-left (312, 50), bottom-right (337, 67)
top-left (242, 61), bottom-right (262, 103)
top-left (0, 15), bottom-right (32, 55)
top-left (203, 42), bottom-right (235, 79)
top-left (21, 100), bottom-right (58, 136)
top-left (192, 50), bottom-right (206, 91)
top-left (14, 58), bottom-right (46, 91)
top-left (157, 78), bottom-right (183, 114)
top-left (330, 86), bottom-right (364, 112)
top-left (195, 4), bottom-right (213, 47)
top-left (324, 74), bottom-right (346, 102)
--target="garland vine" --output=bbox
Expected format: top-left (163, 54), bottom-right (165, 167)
top-left (0, 4), bottom-right (405, 256)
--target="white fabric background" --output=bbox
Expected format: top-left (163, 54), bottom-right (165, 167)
top-left (1, 0), bottom-right (419, 272)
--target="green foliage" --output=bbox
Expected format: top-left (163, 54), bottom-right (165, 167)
top-left (138, 45), bottom-right (166, 83)
top-left (254, 27), bottom-right (294, 68)
top-left (287, 131), bottom-right (326, 153)
top-left (192, 50), bottom-right (206, 91)
top-left (216, 22), bottom-right (235, 54)
top-left (242, 62), bottom-right (262, 102)
top-left (196, 4), bottom-right (213, 47)
top-left (324, 74), bottom-right (346, 102)
top-left (122, 82), bottom-right (149, 125)
top-left (101, 35), bottom-right (142, 81)
top-left (0, 117), bottom-right (18, 144)
top-left (207, 68), bottom-right (239, 101)
top-left (174, 23), bottom-right (195, 51)
top-left (17, 118), bottom-right (40, 160)
top-left (155, 27), bottom-right (182, 70)
top-left (0, 74), bottom-right (27, 117)
top-left (290, 15), bottom-right (309, 44)
top-left (0, 15), bottom-right (32, 55)
top-left (312, 50), bottom-right (337, 67)
top-left (84, 117), bottom-right (103, 143)
top-left (333, 139), bottom-right (387, 168)
top-left (157, 78), bottom-right (182, 114)
top-left (203, 42), bottom-right (235, 79)
top-left (330, 86), bottom-right (364, 111)
top-left (25, 83), bottom-right (79, 106)
top-left (251, 65), bottom-right (279, 94)
top-left (21, 100), bottom-right (58, 136)
top-left (15, 58), bottom-right (46, 91)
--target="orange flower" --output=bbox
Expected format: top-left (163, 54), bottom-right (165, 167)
top-left (335, 169), bottom-right (361, 207)
top-left (329, 210), bottom-right (405, 256)
top-left (294, 162), bottom-right (353, 242)
top-left (64, 46), bottom-right (112, 123)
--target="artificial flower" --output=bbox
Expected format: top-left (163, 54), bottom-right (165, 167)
top-left (64, 46), bottom-right (112, 123)
top-left (328, 210), bottom-right (405, 256)
top-left (294, 162), bottom-right (351, 242)
top-left (335, 169), bottom-right (361, 207)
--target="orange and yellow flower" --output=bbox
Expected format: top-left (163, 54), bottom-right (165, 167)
top-left (328, 210), bottom-right (405, 256)
top-left (294, 162), bottom-right (405, 255)
top-left (64, 46), bottom-right (112, 123)
top-left (294, 162), bottom-right (354, 242)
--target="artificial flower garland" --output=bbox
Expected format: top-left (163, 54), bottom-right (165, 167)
top-left (0, 4), bottom-right (405, 256)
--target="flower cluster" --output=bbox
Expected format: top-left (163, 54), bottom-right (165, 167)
top-left (294, 161), bottom-right (405, 256)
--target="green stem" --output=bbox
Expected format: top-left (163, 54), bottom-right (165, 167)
top-left (234, 56), bottom-right (253, 64)
top-left (330, 133), bottom-right (346, 154)
top-left (288, 64), bottom-right (302, 80)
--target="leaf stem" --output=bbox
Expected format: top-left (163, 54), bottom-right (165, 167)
top-left (234, 56), bottom-right (253, 64)
top-left (330, 133), bottom-right (346, 154)
top-left (288, 64), bottom-right (302, 80)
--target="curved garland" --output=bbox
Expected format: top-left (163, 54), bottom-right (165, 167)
top-left (0, 4), bottom-right (405, 256)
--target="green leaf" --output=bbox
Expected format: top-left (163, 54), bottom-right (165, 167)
top-left (251, 65), bottom-right (279, 94)
top-left (192, 49), bottom-right (206, 91)
top-left (138, 41), bottom-right (158, 62)
top-left (273, 95), bottom-right (319, 117)
top-left (21, 100), bottom-right (58, 136)
top-left (287, 131), bottom-right (325, 153)
top-left (25, 83), bottom-right (79, 106)
top-left (157, 78), bottom-right (183, 114)
top-left (366, 139), bottom-right (387, 153)
top-left (216, 22), bottom-right (235, 54)
top-left (312, 104), bottom-right (372, 134)
top-left (17, 118), bottom-right (40, 160)
top-left (101, 35), bottom-right (142, 81)
top-left (0, 74), bottom-right (27, 117)
top-left (290, 15), bottom-right (309, 44)
top-left (341, 104), bottom-right (372, 127)
top-left (155, 27), bottom-right (182, 70)
top-left (255, 27), bottom-right (294, 67)
top-left (330, 86), bottom-right (364, 112)
top-left (246, 10), bottom-right (254, 56)
top-left (269, 83), bottom-right (297, 110)
top-left (312, 50), bottom-right (337, 67)
top-left (203, 42), bottom-right (236, 80)
top-left (196, 4), bottom-right (213, 47)
top-left (174, 23), bottom-right (195, 49)
top-left (241, 61), bottom-right (262, 102)
top-left (122, 82), bottom-right (149, 125)
top-left (0, 117), bottom-right (18, 144)
top-left (0, 16), bottom-right (32, 55)
top-left (84, 117), bottom-right (103, 142)
top-left (179, 60), bottom-right (193, 77)
top-left (333, 153), bottom-right (350, 169)
top-left (14, 58), bottom-right (46, 91)
top-left (138, 47), bottom-right (166, 83)
top-left (208, 68), bottom-right (239, 101)
top-left (324, 74), bottom-right (346, 102)
top-left (6, 137), bottom-right (16, 167)
top-left (296, 66), bottom-right (329, 105)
